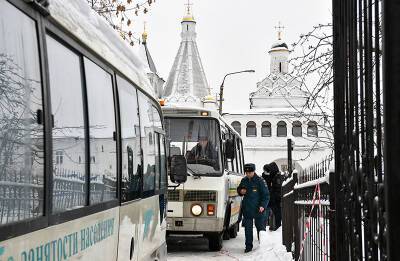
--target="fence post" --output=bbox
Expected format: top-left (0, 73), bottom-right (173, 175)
top-left (287, 139), bottom-right (293, 175)
top-left (329, 170), bottom-right (336, 261)
top-left (293, 171), bottom-right (300, 260)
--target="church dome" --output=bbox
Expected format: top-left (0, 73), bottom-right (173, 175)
top-left (182, 14), bottom-right (195, 22)
top-left (271, 40), bottom-right (288, 49)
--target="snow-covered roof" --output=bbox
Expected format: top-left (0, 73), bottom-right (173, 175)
top-left (48, 0), bottom-right (154, 97)
top-left (270, 39), bottom-right (289, 50)
top-left (250, 72), bottom-right (309, 109)
top-left (163, 14), bottom-right (210, 105)
top-left (138, 39), bottom-right (158, 74)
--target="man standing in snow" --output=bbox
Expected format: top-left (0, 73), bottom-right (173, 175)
top-left (237, 163), bottom-right (270, 253)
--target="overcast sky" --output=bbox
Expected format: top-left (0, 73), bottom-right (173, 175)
top-left (139, 0), bottom-right (332, 112)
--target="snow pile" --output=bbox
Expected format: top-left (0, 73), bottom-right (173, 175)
top-left (168, 226), bottom-right (293, 261)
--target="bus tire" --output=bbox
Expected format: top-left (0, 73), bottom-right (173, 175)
top-left (223, 229), bottom-right (230, 240)
top-left (208, 232), bottom-right (223, 251)
top-left (229, 222), bottom-right (238, 238)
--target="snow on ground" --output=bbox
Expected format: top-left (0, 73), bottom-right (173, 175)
top-left (167, 226), bottom-right (294, 261)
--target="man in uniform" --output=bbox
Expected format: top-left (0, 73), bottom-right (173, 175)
top-left (237, 163), bottom-right (270, 253)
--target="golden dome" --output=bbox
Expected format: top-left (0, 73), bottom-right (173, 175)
top-left (203, 95), bottom-right (215, 102)
top-left (182, 15), bottom-right (195, 22)
top-left (142, 31), bottom-right (148, 42)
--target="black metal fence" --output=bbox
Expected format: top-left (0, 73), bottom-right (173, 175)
top-left (282, 157), bottom-right (333, 260)
top-left (332, 0), bottom-right (389, 259)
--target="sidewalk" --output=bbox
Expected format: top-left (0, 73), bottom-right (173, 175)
top-left (168, 226), bottom-right (294, 261)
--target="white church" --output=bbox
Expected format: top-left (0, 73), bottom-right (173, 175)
top-left (224, 30), bottom-right (332, 173)
top-left (143, 6), bottom-right (332, 174)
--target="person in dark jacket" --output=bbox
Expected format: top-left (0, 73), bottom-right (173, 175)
top-left (186, 135), bottom-right (219, 169)
top-left (237, 163), bottom-right (270, 253)
top-left (262, 162), bottom-right (282, 230)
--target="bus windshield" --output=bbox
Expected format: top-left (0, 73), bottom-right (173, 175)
top-left (165, 118), bottom-right (222, 176)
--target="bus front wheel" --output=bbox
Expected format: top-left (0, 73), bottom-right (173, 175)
top-left (208, 232), bottom-right (223, 251)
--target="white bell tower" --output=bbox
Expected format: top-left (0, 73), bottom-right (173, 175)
top-left (269, 22), bottom-right (289, 74)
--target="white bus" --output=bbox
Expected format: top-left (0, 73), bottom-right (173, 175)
top-left (162, 105), bottom-right (245, 251)
top-left (0, 0), bottom-right (186, 260)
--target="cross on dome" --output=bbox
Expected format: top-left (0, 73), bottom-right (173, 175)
top-left (182, 0), bottom-right (195, 22)
top-left (274, 21), bottom-right (285, 40)
top-left (142, 21), bottom-right (148, 42)
top-left (185, 0), bottom-right (193, 16)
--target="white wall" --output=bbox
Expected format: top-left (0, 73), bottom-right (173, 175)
top-left (225, 112), bottom-right (332, 172)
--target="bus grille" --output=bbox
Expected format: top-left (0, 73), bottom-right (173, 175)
top-left (167, 190), bottom-right (181, 201)
top-left (184, 190), bottom-right (217, 202)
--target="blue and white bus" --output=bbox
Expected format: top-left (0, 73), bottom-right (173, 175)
top-left (0, 0), bottom-right (185, 260)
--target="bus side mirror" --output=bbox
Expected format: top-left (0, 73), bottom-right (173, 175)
top-left (170, 155), bottom-right (187, 184)
top-left (225, 139), bottom-right (235, 160)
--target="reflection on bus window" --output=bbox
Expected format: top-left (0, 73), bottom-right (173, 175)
top-left (117, 76), bottom-right (141, 201)
top-left (84, 58), bottom-right (117, 204)
top-left (0, 1), bottom-right (44, 224)
top-left (159, 135), bottom-right (167, 190)
top-left (47, 35), bottom-right (87, 213)
top-left (165, 118), bottom-right (222, 176)
top-left (138, 92), bottom-right (156, 195)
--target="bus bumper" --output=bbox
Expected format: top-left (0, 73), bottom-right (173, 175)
top-left (166, 217), bottom-right (224, 234)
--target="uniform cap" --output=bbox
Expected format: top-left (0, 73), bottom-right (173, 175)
top-left (244, 163), bottom-right (256, 172)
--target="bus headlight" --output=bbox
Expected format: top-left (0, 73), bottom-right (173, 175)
top-left (191, 204), bottom-right (203, 216)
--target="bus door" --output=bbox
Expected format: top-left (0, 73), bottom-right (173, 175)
top-left (116, 75), bottom-right (142, 261)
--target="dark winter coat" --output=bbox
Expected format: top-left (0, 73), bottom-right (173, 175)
top-left (237, 174), bottom-right (270, 219)
top-left (262, 162), bottom-right (283, 206)
top-left (187, 142), bottom-right (217, 161)
top-left (186, 142), bottom-right (218, 169)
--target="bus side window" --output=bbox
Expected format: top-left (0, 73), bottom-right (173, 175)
top-left (138, 92), bottom-right (156, 197)
top-left (239, 140), bottom-right (244, 173)
top-left (0, 1), bottom-right (45, 224)
top-left (159, 135), bottom-right (167, 191)
top-left (84, 58), bottom-right (117, 204)
top-left (228, 131), bottom-right (235, 172)
top-left (117, 76), bottom-right (142, 201)
top-left (47, 35), bottom-right (87, 213)
top-left (234, 136), bottom-right (240, 172)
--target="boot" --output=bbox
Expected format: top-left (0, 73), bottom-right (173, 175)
top-left (244, 247), bottom-right (252, 253)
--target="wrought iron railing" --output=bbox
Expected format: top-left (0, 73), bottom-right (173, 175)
top-left (282, 157), bottom-right (334, 260)
top-left (332, 0), bottom-right (388, 259)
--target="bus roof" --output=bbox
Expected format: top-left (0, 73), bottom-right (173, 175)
top-left (48, 0), bottom-right (154, 97)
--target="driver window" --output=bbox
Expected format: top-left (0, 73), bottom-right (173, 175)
top-left (165, 118), bottom-right (222, 175)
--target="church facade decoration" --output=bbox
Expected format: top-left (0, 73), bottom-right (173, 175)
top-left (225, 27), bottom-right (332, 173)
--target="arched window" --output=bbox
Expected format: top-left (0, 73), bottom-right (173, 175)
top-left (292, 121), bottom-right (302, 137)
top-left (307, 121), bottom-right (318, 137)
top-left (261, 121), bottom-right (271, 137)
top-left (231, 121), bottom-right (241, 135)
top-left (277, 121), bottom-right (287, 137)
top-left (246, 121), bottom-right (257, 137)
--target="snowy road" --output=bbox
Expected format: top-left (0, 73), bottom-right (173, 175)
top-left (167, 227), bottom-right (294, 261)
